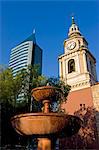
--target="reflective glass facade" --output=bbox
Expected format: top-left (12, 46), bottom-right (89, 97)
top-left (9, 34), bottom-right (42, 76)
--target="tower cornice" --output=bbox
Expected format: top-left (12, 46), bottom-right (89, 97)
top-left (58, 47), bottom-right (96, 63)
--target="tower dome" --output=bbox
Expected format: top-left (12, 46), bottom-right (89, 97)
top-left (68, 16), bottom-right (81, 38)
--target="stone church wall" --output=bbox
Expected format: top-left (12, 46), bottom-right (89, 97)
top-left (91, 83), bottom-right (99, 143)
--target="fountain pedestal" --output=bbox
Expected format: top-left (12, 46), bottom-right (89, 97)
top-left (38, 99), bottom-right (52, 150)
top-left (38, 138), bottom-right (51, 150)
top-left (43, 100), bottom-right (50, 113)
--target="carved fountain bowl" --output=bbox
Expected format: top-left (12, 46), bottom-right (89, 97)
top-left (11, 113), bottom-right (81, 137)
top-left (11, 86), bottom-right (82, 138)
top-left (31, 86), bottom-right (59, 101)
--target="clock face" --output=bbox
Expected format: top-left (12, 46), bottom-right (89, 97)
top-left (66, 41), bottom-right (76, 50)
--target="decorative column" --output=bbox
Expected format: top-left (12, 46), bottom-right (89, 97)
top-left (59, 60), bottom-right (62, 78)
top-left (83, 51), bottom-right (87, 73)
top-left (62, 60), bottom-right (66, 79)
top-left (65, 59), bottom-right (68, 75)
top-left (76, 54), bottom-right (80, 73)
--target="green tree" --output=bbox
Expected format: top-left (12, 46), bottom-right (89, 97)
top-left (0, 67), bottom-right (22, 106)
top-left (46, 77), bottom-right (71, 112)
top-left (0, 65), bottom-right (47, 111)
top-left (0, 67), bottom-right (25, 146)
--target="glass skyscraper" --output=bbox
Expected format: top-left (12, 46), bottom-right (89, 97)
top-left (9, 33), bottom-right (42, 76)
top-left (9, 32), bottom-right (42, 101)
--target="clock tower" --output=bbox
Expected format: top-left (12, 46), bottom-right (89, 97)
top-left (58, 17), bottom-right (97, 91)
top-left (58, 17), bottom-right (99, 147)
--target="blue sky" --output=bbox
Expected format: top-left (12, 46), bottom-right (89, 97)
top-left (0, 0), bottom-right (99, 79)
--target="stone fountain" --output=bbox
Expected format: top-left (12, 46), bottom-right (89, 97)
top-left (11, 86), bottom-right (82, 150)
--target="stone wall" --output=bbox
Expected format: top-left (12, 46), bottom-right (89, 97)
top-left (91, 83), bottom-right (99, 143)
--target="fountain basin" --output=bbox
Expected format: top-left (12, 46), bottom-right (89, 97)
top-left (11, 113), bottom-right (81, 137)
top-left (32, 86), bottom-right (59, 101)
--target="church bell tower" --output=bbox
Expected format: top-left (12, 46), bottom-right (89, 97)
top-left (58, 17), bottom-right (97, 91)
